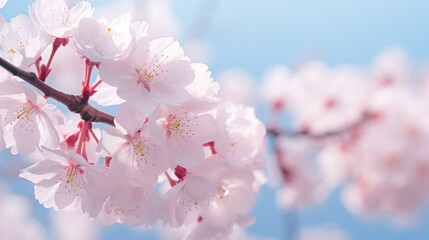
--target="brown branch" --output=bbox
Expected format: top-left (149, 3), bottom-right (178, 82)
top-left (267, 113), bottom-right (372, 139)
top-left (0, 57), bottom-right (115, 126)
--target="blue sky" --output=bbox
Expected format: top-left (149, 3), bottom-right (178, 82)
top-left (1, 0), bottom-right (429, 239)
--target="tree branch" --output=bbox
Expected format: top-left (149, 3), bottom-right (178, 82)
top-left (267, 113), bottom-right (372, 139)
top-left (0, 57), bottom-right (115, 126)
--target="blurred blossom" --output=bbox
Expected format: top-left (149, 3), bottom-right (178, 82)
top-left (371, 49), bottom-right (411, 86)
top-left (340, 88), bottom-right (429, 224)
top-left (0, 189), bottom-right (48, 240)
top-left (183, 39), bottom-right (214, 64)
top-left (261, 65), bottom-right (291, 110)
top-left (95, 0), bottom-right (179, 39)
top-left (262, 63), bottom-right (369, 134)
top-left (265, 49), bottom-right (429, 224)
top-left (276, 136), bottom-right (328, 209)
top-left (217, 69), bottom-right (256, 106)
top-left (51, 211), bottom-right (100, 240)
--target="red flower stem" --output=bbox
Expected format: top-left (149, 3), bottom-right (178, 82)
top-left (76, 121), bottom-right (89, 157)
top-left (91, 79), bottom-right (103, 90)
top-left (84, 59), bottom-right (94, 88)
top-left (34, 57), bottom-right (42, 76)
top-left (45, 38), bottom-right (63, 71)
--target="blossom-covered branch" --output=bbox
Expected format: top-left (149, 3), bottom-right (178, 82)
top-left (0, 56), bottom-right (115, 126)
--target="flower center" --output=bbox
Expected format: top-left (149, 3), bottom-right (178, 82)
top-left (164, 111), bottom-right (198, 139)
top-left (136, 68), bottom-right (159, 92)
top-left (130, 136), bottom-right (157, 171)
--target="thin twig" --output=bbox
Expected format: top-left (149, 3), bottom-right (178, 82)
top-left (268, 113), bottom-right (372, 139)
top-left (0, 56), bottom-right (115, 126)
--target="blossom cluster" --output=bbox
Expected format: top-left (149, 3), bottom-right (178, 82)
top-left (258, 50), bottom-right (429, 224)
top-left (0, 0), bottom-right (266, 238)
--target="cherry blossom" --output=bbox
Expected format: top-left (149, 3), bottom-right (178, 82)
top-left (73, 14), bottom-right (134, 63)
top-left (152, 101), bottom-right (218, 168)
top-left (0, 0), bottom-right (274, 238)
top-left (163, 158), bottom-right (220, 227)
top-left (340, 88), bottom-right (429, 223)
top-left (0, 80), bottom-right (64, 155)
top-left (90, 77), bottom-right (124, 107)
top-left (99, 103), bottom-right (169, 185)
top-left (0, 14), bottom-right (49, 69)
top-left (262, 63), bottom-right (369, 134)
top-left (185, 63), bottom-right (219, 103)
top-left (20, 148), bottom-right (117, 217)
top-left (190, 164), bottom-right (260, 239)
top-left (99, 37), bottom-right (194, 114)
top-left (275, 136), bottom-right (327, 209)
top-left (215, 102), bottom-right (266, 168)
top-left (96, 159), bottom-right (166, 226)
top-left (29, 0), bottom-right (93, 39)
top-left (261, 65), bottom-right (291, 110)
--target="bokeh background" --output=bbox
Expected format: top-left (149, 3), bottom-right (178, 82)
top-left (1, 0), bottom-right (429, 239)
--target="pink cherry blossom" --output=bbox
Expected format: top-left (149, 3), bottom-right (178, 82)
top-left (0, 1), bottom-right (273, 238)
top-left (162, 155), bottom-right (264, 239)
top-left (99, 103), bottom-right (169, 185)
top-left (190, 164), bottom-right (259, 239)
top-left (262, 62), bottom-right (369, 134)
top-left (215, 102), bottom-right (266, 168)
top-left (371, 49), bottom-right (411, 86)
top-left (72, 15), bottom-right (134, 63)
top-left (0, 80), bottom-right (64, 154)
top-left (163, 158), bottom-right (220, 227)
top-left (99, 37), bottom-right (194, 114)
top-left (96, 158), bottom-right (166, 226)
top-left (185, 63), bottom-right (219, 103)
top-left (29, 0), bottom-right (93, 38)
top-left (339, 88), bottom-right (429, 223)
top-left (152, 101), bottom-right (218, 168)
top-left (261, 65), bottom-right (291, 110)
top-left (0, 14), bottom-right (49, 69)
top-left (19, 148), bottom-right (117, 217)
top-left (275, 136), bottom-right (328, 209)
top-left (90, 76), bottom-right (125, 107)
